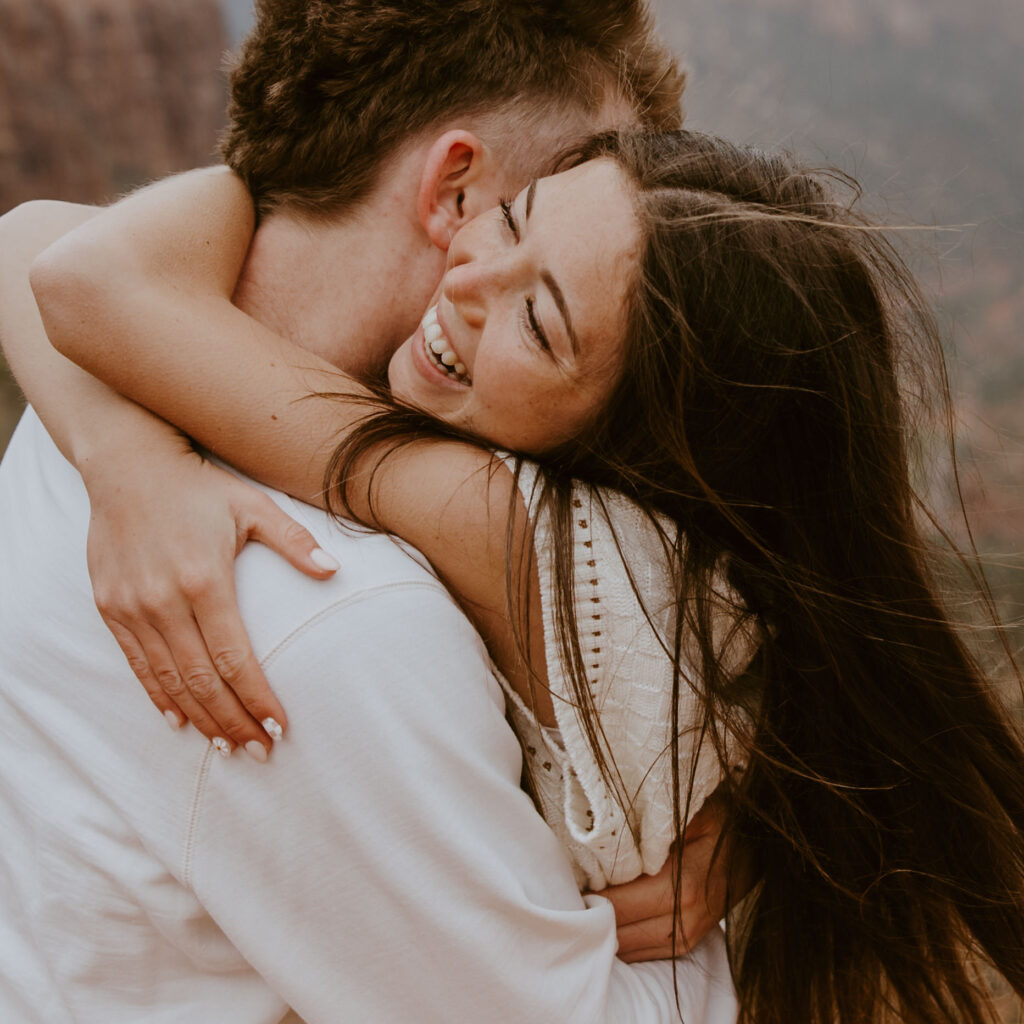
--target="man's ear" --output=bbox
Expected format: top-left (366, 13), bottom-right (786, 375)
top-left (417, 130), bottom-right (503, 251)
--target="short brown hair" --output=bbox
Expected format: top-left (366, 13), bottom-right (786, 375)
top-left (221, 0), bottom-right (684, 216)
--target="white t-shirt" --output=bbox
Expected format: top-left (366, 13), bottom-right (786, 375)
top-left (0, 410), bottom-right (738, 1024)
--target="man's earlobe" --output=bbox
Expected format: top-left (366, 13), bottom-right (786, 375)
top-left (417, 130), bottom-right (490, 251)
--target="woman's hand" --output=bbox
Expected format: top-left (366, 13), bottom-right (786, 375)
top-left (82, 434), bottom-right (339, 760)
top-left (600, 793), bottom-right (746, 962)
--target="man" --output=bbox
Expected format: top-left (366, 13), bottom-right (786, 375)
top-left (0, 2), bottom-right (738, 1020)
top-left (11, 0), bottom-right (686, 742)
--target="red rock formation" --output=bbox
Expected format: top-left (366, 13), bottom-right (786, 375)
top-left (0, 0), bottom-right (228, 214)
top-left (0, 0), bottom-right (230, 451)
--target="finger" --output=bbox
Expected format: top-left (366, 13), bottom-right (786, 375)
top-left (598, 868), bottom-right (673, 926)
top-left (135, 620), bottom-right (241, 750)
top-left (151, 607), bottom-right (272, 761)
top-left (103, 616), bottom-right (186, 730)
top-left (678, 835), bottom-right (729, 925)
top-left (241, 491), bottom-right (338, 579)
top-left (613, 884), bottom-right (718, 956)
top-left (617, 912), bottom-right (716, 960)
top-left (191, 574), bottom-right (289, 740)
top-left (679, 908), bottom-right (717, 950)
top-left (619, 945), bottom-right (680, 964)
top-left (110, 616), bottom-right (232, 747)
top-left (615, 915), bottom-right (681, 956)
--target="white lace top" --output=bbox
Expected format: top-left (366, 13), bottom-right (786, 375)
top-left (501, 463), bottom-right (754, 892)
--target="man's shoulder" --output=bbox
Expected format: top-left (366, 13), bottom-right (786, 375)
top-left (0, 410), bottom-right (459, 663)
top-left (219, 467), bottom-right (462, 663)
top-left (229, 464), bottom-right (442, 592)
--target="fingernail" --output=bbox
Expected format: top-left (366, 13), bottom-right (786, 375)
top-left (245, 741), bottom-right (269, 763)
top-left (212, 737), bottom-right (231, 759)
top-left (261, 717), bottom-right (284, 742)
top-left (310, 547), bottom-right (340, 573)
top-left (164, 710), bottom-right (182, 731)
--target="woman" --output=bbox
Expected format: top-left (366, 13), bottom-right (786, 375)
top-left (28, 130), bottom-right (1024, 1022)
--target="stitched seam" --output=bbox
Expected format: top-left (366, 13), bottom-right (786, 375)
top-left (182, 745), bottom-right (214, 890)
top-left (179, 578), bottom-right (450, 889)
top-left (257, 579), bottom-right (448, 671)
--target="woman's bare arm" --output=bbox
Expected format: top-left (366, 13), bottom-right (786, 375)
top-left (0, 199), bottom-right (154, 466)
top-left (0, 193), bottom-right (341, 755)
top-left (33, 168), bottom-right (340, 503)
top-left (31, 168), bottom-right (554, 720)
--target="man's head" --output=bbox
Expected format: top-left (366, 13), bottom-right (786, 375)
top-left (221, 0), bottom-right (685, 218)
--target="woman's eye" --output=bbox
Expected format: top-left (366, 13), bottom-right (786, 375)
top-left (499, 198), bottom-right (519, 240)
top-left (525, 298), bottom-right (551, 353)
top-left (500, 198), bottom-right (549, 353)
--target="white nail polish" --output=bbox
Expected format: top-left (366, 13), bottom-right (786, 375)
top-left (310, 548), bottom-right (340, 572)
top-left (212, 737), bottom-right (231, 759)
top-left (164, 710), bottom-right (182, 731)
top-left (261, 717), bottom-right (284, 742)
top-left (245, 741), bottom-right (269, 763)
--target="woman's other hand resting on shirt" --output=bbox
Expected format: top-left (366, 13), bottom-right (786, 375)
top-left (602, 791), bottom-right (749, 961)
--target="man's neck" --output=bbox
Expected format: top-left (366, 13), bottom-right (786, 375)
top-left (233, 184), bottom-right (444, 380)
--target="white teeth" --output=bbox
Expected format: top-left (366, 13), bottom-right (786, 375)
top-left (420, 306), bottom-right (471, 384)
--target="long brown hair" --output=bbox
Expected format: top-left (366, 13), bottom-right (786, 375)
top-left (328, 130), bottom-right (1024, 1022)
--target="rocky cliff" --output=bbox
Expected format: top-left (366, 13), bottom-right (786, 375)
top-left (0, 0), bottom-right (228, 213)
top-left (654, 0), bottom-right (1024, 614)
top-left (2, 0), bottom-right (1021, 578)
top-left (0, 0), bottom-right (229, 444)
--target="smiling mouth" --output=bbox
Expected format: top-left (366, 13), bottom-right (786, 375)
top-left (422, 306), bottom-right (471, 385)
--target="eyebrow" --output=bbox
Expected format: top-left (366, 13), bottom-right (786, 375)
top-left (541, 270), bottom-right (578, 358)
top-left (524, 178), bottom-right (579, 358)
top-left (525, 177), bottom-right (538, 219)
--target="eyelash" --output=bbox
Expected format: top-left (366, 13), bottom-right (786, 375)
top-left (498, 197), bottom-right (551, 353)
top-left (498, 197), bottom-right (518, 239)
top-left (522, 299), bottom-right (550, 353)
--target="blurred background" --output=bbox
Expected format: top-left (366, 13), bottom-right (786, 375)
top-left (0, 0), bottom-right (1021, 607)
top-left (0, 0), bottom-right (1021, 1013)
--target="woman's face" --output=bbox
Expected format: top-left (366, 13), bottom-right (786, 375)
top-left (387, 158), bottom-right (641, 454)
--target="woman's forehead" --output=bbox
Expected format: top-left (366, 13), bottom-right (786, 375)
top-left (536, 159), bottom-right (640, 370)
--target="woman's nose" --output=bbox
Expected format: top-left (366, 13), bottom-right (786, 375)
top-left (442, 232), bottom-right (512, 324)
top-left (443, 260), bottom-right (495, 307)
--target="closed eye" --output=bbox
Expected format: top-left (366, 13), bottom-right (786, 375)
top-left (499, 197), bottom-right (519, 241)
top-left (501, 195), bottom-right (553, 355)
top-left (525, 298), bottom-right (551, 353)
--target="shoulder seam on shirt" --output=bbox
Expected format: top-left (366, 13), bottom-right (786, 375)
top-left (180, 578), bottom-right (457, 888)
top-left (257, 579), bottom-right (452, 671)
